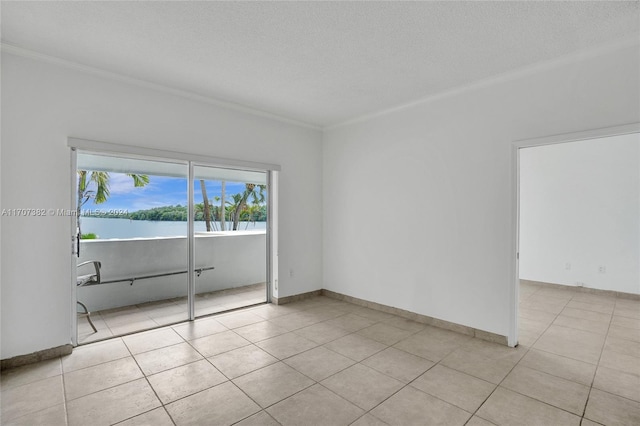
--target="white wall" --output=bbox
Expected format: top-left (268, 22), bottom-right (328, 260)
top-left (519, 134), bottom-right (640, 294)
top-left (0, 53), bottom-right (323, 359)
top-left (323, 45), bottom-right (640, 340)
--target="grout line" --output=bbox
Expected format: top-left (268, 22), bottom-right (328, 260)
top-left (111, 407), bottom-right (174, 426)
top-left (348, 330), bottom-right (480, 422)
top-left (163, 405), bottom-right (178, 426)
top-left (353, 356), bottom-right (445, 422)
top-left (123, 338), bottom-right (179, 425)
top-left (466, 284), bottom-right (570, 422)
top-left (519, 297), bottom-right (563, 350)
top-left (477, 284), bottom-right (637, 423)
top-left (60, 355), bottom-right (70, 426)
top-left (145, 364), bottom-right (228, 407)
top-left (221, 357), bottom-right (314, 420)
top-left (72, 343), bottom-right (169, 425)
top-left (589, 387), bottom-right (640, 404)
top-left (230, 409), bottom-right (282, 426)
top-left (579, 290), bottom-right (616, 422)
top-left (349, 412), bottom-right (390, 426)
top-left (448, 346), bottom-right (525, 421)
top-left (503, 285), bottom-right (623, 423)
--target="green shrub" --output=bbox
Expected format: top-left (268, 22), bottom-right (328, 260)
top-left (81, 233), bottom-right (98, 240)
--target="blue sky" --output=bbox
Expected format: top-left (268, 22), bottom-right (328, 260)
top-left (82, 173), bottom-right (249, 212)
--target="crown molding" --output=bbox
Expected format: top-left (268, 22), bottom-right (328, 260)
top-left (327, 35), bottom-right (640, 131)
top-left (0, 42), bottom-right (322, 131)
top-left (2, 34), bottom-right (638, 133)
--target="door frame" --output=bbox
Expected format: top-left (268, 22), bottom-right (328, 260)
top-left (70, 148), bottom-right (79, 345)
top-left (509, 122), bottom-right (640, 347)
top-left (69, 137), bottom-right (280, 345)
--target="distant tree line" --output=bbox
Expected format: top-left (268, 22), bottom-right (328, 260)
top-left (77, 170), bottom-right (266, 233)
top-left (129, 205), bottom-right (188, 221)
top-left (84, 204), bottom-right (267, 223)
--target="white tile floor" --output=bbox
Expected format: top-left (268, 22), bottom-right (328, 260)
top-left (78, 284), bottom-right (267, 344)
top-left (2, 281), bottom-right (639, 425)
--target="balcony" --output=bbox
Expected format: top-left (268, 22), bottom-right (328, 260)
top-left (77, 231), bottom-right (267, 344)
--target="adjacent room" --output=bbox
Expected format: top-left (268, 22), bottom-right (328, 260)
top-left (518, 133), bottom-right (640, 345)
top-left (1, 2), bottom-right (639, 425)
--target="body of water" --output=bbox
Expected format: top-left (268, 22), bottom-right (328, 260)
top-left (81, 217), bottom-right (266, 239)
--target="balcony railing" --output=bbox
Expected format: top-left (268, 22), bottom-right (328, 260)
top-left (78, 231), bottom-right (266, 311)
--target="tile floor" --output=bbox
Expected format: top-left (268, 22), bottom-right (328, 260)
top-left (2, 281), bottom-right (639, 425)
top-left (78, 284), bottom-right (267, 344)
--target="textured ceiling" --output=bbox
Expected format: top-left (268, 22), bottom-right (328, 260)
top-left (1, 1), bottom-right (639, 127)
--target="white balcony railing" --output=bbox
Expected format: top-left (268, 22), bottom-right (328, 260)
top-left (78, 231), bottom-right (266, 311)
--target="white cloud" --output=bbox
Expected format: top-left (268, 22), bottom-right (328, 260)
top-left (107, 173), bottom-right (152, 195)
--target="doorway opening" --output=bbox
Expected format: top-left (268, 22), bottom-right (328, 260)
top-left (511, 123), bottom-right (640, 348)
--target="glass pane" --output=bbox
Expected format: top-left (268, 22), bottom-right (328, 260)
top-left (76, 153), bottom-right (189, 344)
top-left (193, 165), bottom-right (267, 317)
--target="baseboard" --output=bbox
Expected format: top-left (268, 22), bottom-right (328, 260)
top-left (1, 344), bottom-right (73, 371)
top-left (272, 289), bottom-right (322, 305)
top-left (521, 279), bottom-right (640, 301)
top-left (3, 286), bottom-right (513, 370)
top-left (321, 289), bottom-right (508, 346)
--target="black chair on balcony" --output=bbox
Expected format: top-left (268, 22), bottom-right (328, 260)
top-left (77, 260), bottom-right (101, 333)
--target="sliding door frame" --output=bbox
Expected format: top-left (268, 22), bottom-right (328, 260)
top-left (69, 137), bottom-right (280, 342)
top-left (70, 148), bottom-right (79, 345)
top-left (190, 162), bottom-right (272, 318)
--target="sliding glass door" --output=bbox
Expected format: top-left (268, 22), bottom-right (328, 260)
top-left (192, 165), bottom-right (268, 317)
top-left (73, 148), bottom-right (271, 345)
top-left (75, 152), bottom-right (189, 344)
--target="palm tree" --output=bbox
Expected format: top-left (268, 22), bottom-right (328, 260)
top-left (220, 181), bottom-right (226, 231)
top-left (212, 196), bottom-right (222, 230)
top-left (199, 180), bottom-right (213, 232)
top-left (230, 183), bottom-right (266, 231)
top-left (77, 170), bottom-right (149, 237)
top-left (244, 204), bottom-right (262, 230)
top-left (227, 193), bottom-right (244, 231)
